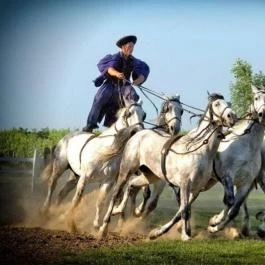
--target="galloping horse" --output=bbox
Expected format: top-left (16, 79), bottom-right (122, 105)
top-left (41, 96), bottom-right (145, 216)
top-left (99, 93), bottom-right (236, 240)
top-left (119, 95), bottom-right (183, 218)
top-left (206, 84), bottom-right (265, 235)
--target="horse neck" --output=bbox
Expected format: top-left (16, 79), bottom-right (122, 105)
top-left (244, 121), bottom-right (265, 151)
top-left (100, 116), bottom-right (127, 137)
top-left (189, 111), bottom-right (223, 154)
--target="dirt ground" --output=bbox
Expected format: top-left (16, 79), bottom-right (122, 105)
top-left (0, 174), bottom-right (147, 264)
top-left (0, 226), bottom-right (145, 265)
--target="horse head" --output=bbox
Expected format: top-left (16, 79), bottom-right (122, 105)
top-left (158, 94), bottom-right (183, 135)
top-left (206, 93), bottom-right (236, 128)
top-left (251, 84), bottom-right (265, 125)
top-left (116, 97), bottom-right (146, 131)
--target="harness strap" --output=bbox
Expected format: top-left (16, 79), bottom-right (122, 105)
top-left (161, 134), bottom-right (183, 185)
top-left (79, 134), bottom-right (97, 167)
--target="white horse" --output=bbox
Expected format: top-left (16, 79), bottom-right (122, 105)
top-left (41, 97), bottom-right (145, 215)
top-left (99, 93), bottom-right (236, 240)
top-left (118, 95), bottom-right (183, 218)
top-left (206, 84), bottom-right (265, 235)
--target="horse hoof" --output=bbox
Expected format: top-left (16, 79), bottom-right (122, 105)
top-left (181, 234), bottom-right (191, 241)
top-left (134, 208), bottom-right (143, 217)
top-left (240, 226), bottom-right (250, 237)
top-left (98, 226), bottom-right (108, 240)
top-left (208, 215), bottom-right (220, 226)
top-left (207, 225), bottom-right (217, 233)
top-left (257, 227), bottom-right (265, 239)
top-left (148, 229), bottom-right (160, 240)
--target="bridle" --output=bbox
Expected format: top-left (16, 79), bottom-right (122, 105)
top-left (114, 102), bottom-right (145, 132)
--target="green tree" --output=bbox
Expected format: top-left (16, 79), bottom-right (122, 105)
top-left (230, 58), bottom-right (265, 117)
top-left (230, 58), bottom-right (252, 117)
top-left (253, 70), bottom-right (265, 88)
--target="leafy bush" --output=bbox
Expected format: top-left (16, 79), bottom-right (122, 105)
top-left (0, 128), bottom-right (71, 157)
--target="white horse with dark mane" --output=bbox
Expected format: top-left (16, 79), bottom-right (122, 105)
top-left (98, 93), bottom-right (236, 240)
top-left (206, 84), bottom-right (265, 235)
top-left (41, 95), bottom-right (145, 222)
top-left (117, 95), bottom-right (183, 218)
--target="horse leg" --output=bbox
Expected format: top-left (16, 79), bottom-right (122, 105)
top-left (42, 160), bottom-right (67, 214)
top-left (241, 201), bottom-right (250, 236)
top-left (257, 173), bottom-right (265, 193)
top-left (112, 173), bottom-right (150, 216)
top-left (141, 180), bottom-right (166, 218)
top-left (208, 174), bottom-right (234, 226)
top-left (56, 171), bottom-right (79, 205)
top-left (93, 181), bottom-right (113, 230)
top-left (67, 173), bottom-right (87, 233)
top-left (208, 184), bottom-right (253, 233)
top-left (134, 185), bottom-right (151, 217)
top-left (149, 182), bottom-right (198, 241)
top-left (129, 185), bottom-right (142, 216)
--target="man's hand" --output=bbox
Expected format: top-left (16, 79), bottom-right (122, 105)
top-left (107, 67), bottom-right (125, 79)
top-left (133, 74), bottom-right (145, 86)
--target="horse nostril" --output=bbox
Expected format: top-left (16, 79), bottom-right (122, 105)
top-left (259, 112), bottom-right (263, 118)
top-left (227, 114), bottom-right (231, 118)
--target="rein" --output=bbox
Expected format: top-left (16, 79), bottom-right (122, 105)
top-left (124, 79), bottom-right (204, 117)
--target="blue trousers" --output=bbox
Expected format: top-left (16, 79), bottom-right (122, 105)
top-left (86, 82), bottom-right (139, 128)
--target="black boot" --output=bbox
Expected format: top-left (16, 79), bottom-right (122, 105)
top-left (82, 125), bottom-right (94, 132)
top-left (82, 124), bottom-right (98, 132)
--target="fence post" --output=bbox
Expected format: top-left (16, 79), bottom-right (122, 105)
top-left (32, 149), bottom-right (38, 193)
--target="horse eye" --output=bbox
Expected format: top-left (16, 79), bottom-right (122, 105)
top-left (255, 97), bottom-right (258, 101)
top-left (181, 109), bottom-right (184, 116)
top-left (143, 112), bottom-right (146, 121)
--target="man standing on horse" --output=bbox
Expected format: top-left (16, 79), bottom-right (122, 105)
top-left (82, 35), bottom-right (150, 132)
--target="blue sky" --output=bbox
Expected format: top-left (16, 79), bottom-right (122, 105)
top-left (1, 0), bottom-right (265, 131)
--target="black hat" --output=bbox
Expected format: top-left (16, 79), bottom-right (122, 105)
top-left (116, 35), bottom-right (137, 48)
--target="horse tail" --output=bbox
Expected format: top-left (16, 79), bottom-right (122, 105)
top-left (41, 160), bottom-right (54, 182)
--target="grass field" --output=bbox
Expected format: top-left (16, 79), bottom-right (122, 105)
top-left (61, 238), bottom-right (265, 265)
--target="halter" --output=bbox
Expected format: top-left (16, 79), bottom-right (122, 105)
top-left (114, 102), bottom-right (145, 133)
top-left (153, 98), bottom-right (183, 132)
top-left (224, 91), bottom-right (265, 138)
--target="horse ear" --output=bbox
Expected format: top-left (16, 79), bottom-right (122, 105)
top-left (175, 94), bottom-right (180, 100)
top-left (137, 98), bottom-right (143, 106)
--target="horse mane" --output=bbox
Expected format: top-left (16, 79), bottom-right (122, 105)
top-left (185, 93), bottom-right (224, 149)
top-left (95, 124), bottom-right (141, 166)
top-left (156, 96), bottom-right (181, 133)
top-left (156, 102), bottom-right (166, 129)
